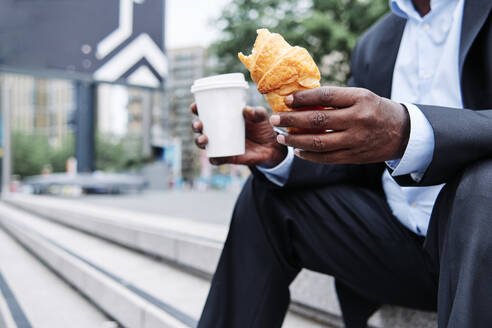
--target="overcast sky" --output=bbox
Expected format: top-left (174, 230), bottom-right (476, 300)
top-left (166, 0), bottom-right (231, 49)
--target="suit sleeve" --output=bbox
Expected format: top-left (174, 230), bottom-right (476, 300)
top-left (393, 105), bottom-right (492, 186)
top-left (386, 103), bottom-right (435, 181)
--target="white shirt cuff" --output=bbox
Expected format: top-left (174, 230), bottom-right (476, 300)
top-left (385, 103), bottom-right (435, 182)
top-left (256, 147), bottom-right (294, 186)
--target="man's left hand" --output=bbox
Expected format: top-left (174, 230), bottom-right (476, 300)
top-left (270, 86), bottom-right (411, 165)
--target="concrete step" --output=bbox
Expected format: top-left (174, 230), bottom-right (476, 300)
top-left (3, 194), bottom-right (438, 328)
top-left (0, 224), bottom-right (114, 328)
top-left (4, 193), bottom-right (226, 276)
top-left (2, 194), bottom-right (345, 322)
top-left (0, 202), bottom-right (327, 328)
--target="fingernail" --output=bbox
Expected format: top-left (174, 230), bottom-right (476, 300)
top-left (270, 115), bottom-right (280, 125)
top-left (276, 134), bottom-right (285, 145)
top-left (198, 135), bottom-right (205, 143)
top-left (294, 149), bottom-right (302, 157)
top-left (193, 121), bottom-right (199, 129)
top-left (284, 95), bottom-right (294, 106)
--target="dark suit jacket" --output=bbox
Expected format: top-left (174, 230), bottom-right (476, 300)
top-left (281, 0), bottom-right (492, 191)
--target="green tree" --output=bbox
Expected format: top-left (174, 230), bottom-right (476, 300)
top-left (95, 133), bottom-right (146, 172)
top-left (12, 131), bottom-right (76, 178)
top-left (12, 132), bottom-right (51, 178)
top-left (12, 130), bottom-right (150, 177)
top-left (50, 134), bottom-right (75, 172)
top-left (211, 0), bottom-right (388, 84)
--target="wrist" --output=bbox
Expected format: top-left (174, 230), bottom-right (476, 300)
top-left (395, 103), bottom-right (411, 158)
top-left (261, 144), bottom-right (288, 168)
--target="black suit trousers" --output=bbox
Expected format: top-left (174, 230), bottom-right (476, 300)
top-left (197, 159), bottom-right (492, 328)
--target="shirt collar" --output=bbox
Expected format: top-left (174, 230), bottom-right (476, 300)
top-left (390, 0), bottom-right (449, 21)
top-left (390, 0), bottom-right (461, 44)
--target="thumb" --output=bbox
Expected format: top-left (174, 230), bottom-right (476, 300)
top-left (243, 106), bottom-right (268, 123)
top-left (209, 151), bottom-right (259, 166)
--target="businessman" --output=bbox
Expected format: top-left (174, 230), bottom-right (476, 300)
top-left (192, 0), bottom-right (492, 327)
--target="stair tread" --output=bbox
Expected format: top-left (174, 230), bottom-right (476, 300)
top-left (0, 226), bottom-right (112, 328)
top-left (0, 203), bottom-right (326, 327)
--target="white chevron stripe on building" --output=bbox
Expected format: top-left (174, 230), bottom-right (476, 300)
top-left (127, 65), bottom-right (160, 87)
top-left (94, 33), bottom-right (168, 82)
top-left (96, 0), bottom-right (134, 60)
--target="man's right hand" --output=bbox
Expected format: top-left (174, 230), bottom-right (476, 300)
top-left (190, 104), bottom-right (287, 168)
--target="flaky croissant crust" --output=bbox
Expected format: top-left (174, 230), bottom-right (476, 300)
top-left (238, 28), bottom-right (320, 98)
top-left (238, 29), bottom-right (323, 133)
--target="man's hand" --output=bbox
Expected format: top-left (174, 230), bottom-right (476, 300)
top-left (191, 104), bottom-right (287, 168)
top-left (270, 86), bottom-right (410, 164)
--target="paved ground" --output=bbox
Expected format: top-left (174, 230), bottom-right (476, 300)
top-left (75, 190), bottom-right (240, 225)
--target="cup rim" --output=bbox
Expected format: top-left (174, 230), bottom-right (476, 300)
top-left (191, 73), bottom-right (249, 93)
top-left (191, 82), bottom-right (249, 93)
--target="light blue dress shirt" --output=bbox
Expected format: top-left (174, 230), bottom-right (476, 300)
top-left (258, 0), bottom-right (466, 236)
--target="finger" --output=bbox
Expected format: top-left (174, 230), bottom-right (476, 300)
top-left (285, 86), bottom-right (359, 109)
top-left (210, 152), bottom-right (258, 166)
top-left (209, 156), bottom-right (232, 165)
top-left (294, 149), bottom-right (353, 165)
top-left (209, 156), bottom-right (242, 165)
top-left (195, 135), bottom-right (208, 149)
top-left (243, 106), bottom-right (268, 123)
top-left (270, 109), bottom-right (351, 130)
top-left (190, 103), bottom-right (198, 115)
top-left (277, 132), bottom-right (349, 152)
top-left (192, 119), bottom-right (203, 133)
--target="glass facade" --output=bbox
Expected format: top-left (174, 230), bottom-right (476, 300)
top-left (0, 72), bottom-right (76, 179)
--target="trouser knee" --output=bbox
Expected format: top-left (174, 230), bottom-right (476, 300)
top-left (455, 158), bottom-right (492, 200)
top-left (437, 158), bottom-right (492, 258)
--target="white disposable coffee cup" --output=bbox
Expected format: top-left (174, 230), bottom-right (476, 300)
top-left (191, 73), bottom-right (249, 158)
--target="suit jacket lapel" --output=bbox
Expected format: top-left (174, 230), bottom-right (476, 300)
top-left (369, 15), bottom-right (406, 99)
top-left (459, 0), bottom-right (492, 74)
top-left (366, 0), bottom-right (492, 99)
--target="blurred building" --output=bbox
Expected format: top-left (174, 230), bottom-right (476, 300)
top-left (0, 73), bottom-right (75, 148)
top-left (95, 83), bottom-right (166, 177)
top-left (165, 46), bottom-right (208, 183)
top-left (0, 0), bottom-right (167, 183)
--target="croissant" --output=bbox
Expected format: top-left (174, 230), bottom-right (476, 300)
top-left (238, 28), bottom-right (322, 133)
